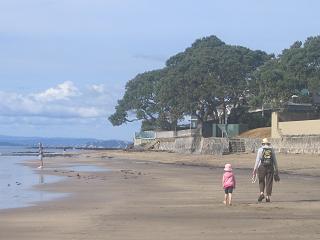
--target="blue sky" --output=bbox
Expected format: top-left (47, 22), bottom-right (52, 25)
top-left (0, 0), bottom-right (319, 140)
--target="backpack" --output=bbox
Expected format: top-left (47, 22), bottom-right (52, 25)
top-left (261, 148), bottom-right (273, 167)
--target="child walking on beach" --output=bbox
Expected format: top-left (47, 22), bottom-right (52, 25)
top-left (222, 163), bottom-right (236, 206)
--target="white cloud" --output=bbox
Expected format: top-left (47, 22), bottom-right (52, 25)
top-left (33, 81), bottom-right (80, 102)
top-left (89, 84), bottom-right (105, 94)
top-left (0, 81), bottom-right (117, 121)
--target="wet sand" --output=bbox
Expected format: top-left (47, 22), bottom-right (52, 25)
top-left (0, 150), bottom-right (320, 239)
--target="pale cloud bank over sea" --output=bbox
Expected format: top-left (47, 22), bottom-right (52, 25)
top-left (0, 81), bottom-right (116, 121)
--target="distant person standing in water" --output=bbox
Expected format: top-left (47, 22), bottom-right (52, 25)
top-left (38, 142), bottom-right (44, 169)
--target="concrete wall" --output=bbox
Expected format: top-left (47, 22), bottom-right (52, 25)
top-left (177, 129), bottom-right (200, 137)
top-left (242, 136), bottom-right (320, 154)
top-left (157, 136), bottom-right (201, 154)
top-left (155, 136), bottom-right (229, 155)
top-left (155, 129), bottom-right (200, 138)
top-left (155, 131), bottom-right (175, 139)
top-left (271, 136), bottom-right (320, 154)
top-left (136, 122), bottom-right (320, 155)
top-left (200, 137), bottom-right (229, 155)
top-left (278, 119), bottom-right (320, 136)
top-left (134, 138), bottom-right (154, 146)
top-left (155, 135), bottom-right (320, 155)
top-left (243, 138), bottom-right (261, 153)
top-left (271, 112), bottom-right (281, 138)
top-left (157, 138), bottom-right (176, 152)
top-left (174, 136), bottom-right (195, 153)
top-left (272, 112), bottom-right (320, 138)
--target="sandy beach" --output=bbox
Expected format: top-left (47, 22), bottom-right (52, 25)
top-left (1, 150), bottom-right (320, 240)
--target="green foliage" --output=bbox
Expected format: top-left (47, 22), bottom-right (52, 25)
top-left (162, 36), bottom-right (270, 125)
top-left (108, 70), bottom-right (162, 126)
top-left (109, 35), bottom-right (320, 130)
top-left (250, 58), bottom-right (292, 108)
top-left (108, 68), bottom-right (183, 130)
top-left (252, 36), bottom-right (320, 108)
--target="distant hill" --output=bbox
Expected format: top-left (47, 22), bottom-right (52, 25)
top-left (0, 141), bottom-right (23, 146)
top-left (0, 135), bottom-right (132, 148)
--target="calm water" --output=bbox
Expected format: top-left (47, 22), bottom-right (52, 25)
top-left (0, 146), bottom-right (67, 210)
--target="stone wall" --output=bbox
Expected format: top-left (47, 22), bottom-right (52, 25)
top-left (157, 136), bottom-right (199, 153)
top-left (155, 135), bottom-right (320, 155)
top-left (155, 136), bottom-right (229, 155)
top-left (200, 137), bottom-right (229, 155)
top-left (155, 131), bottom-right (175, 139)
top-left (243, 138), bottom-right (261, 153)
top-left (271, 136), bottom-right (320, 154)
top-left (134, 138), bottom-right (154, 146)
top-left (174, 136), bottom-right (194, 153)
top-left (158, 137), bottom-right (182, 152)
top-left (242, 136), bottom-right (320, 154)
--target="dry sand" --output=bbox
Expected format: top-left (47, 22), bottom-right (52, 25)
top-left (0, 150), bottom-right (320, 240)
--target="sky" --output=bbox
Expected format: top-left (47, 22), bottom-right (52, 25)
top-left (0, 0), bottom-right (319, 140)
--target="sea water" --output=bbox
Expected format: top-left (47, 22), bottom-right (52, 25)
top-left (0, 146), bottom-right (67, 210)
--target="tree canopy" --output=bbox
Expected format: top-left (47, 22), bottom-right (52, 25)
top-left (162, 36), bottom-right (270, 125)
top-left (109, 35), bottom-right (320, 130)
top-left (252, 36), bottom-right (320, 108)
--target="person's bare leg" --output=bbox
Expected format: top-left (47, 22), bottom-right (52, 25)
top-left (38, 156), bottom-right (44, 169)
top-left (223, 194), bottom-right (228, 205)
top-left (228, 193), bottom-right (232, 205)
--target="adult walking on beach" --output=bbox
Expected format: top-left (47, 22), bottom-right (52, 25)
top-left (252, 138), bottom-right (280, 202)
top-left (38, 142), bottom-right (44, 169)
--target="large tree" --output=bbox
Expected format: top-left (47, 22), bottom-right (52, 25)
top-left (251, 36), bottom-right (320, 108)
top-left (109, 35), bottom-right (271, 130)
top-left (282, 36), bottom-right (320, 95)
top-left (161, 36), bottom-right (270, 126)
top-left (249, 58), bottom-right (290, 108)
top-left (108, 68), bottom-right (183, 130)
top-left (108, 70), bottom-right (163, 127)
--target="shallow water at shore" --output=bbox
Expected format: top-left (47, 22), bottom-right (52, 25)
top-left (58, 164), bottom-right (110, 172)
top-left (0, 146), bottom-right (67, 209)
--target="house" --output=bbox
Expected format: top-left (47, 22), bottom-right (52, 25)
top-left (271, 101), bottom-right (320, 138)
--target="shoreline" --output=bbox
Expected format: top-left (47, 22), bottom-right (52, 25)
top-left (1, 150), bottom-right (320, 239)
